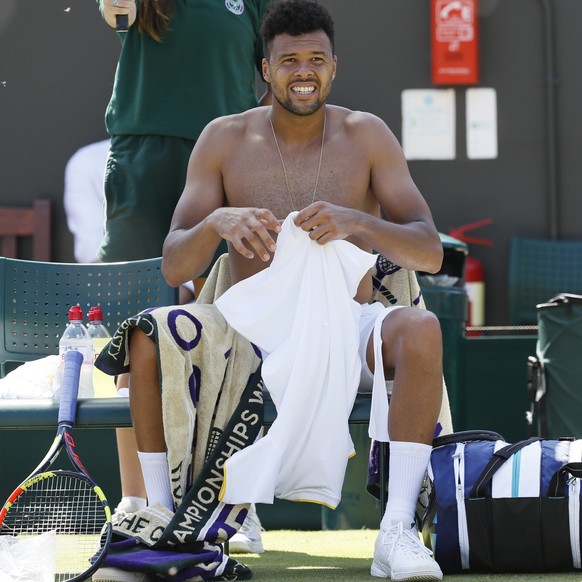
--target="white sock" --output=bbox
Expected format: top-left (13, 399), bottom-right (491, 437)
top-left (380, 440), bottom-right (432, 531)
top-left (120, 495), bottom-right (147, 511)
top-left (137, 451), bottom-right (174, 511)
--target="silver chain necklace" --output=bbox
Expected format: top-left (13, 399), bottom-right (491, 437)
top-left (269, 108), bottom-right (326, 212)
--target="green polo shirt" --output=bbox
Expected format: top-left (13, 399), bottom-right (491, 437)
top-left (104, 0), bottom-right (270, 140)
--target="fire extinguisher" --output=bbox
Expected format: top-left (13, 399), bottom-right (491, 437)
top-left (465, 255), bottom-right (485, 328)
top-left (449, 218), bottom-right (493, 332)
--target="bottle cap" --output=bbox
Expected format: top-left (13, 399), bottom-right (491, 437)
top-left (68, 305), bottom-right (84, 321)
top-left (88, 306), bottom-right (104, 322)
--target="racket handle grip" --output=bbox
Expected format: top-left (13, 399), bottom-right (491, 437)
top-left (116, 14), bottom-right (129, 32)
top-left (58, 350), bottom-right (83, 425)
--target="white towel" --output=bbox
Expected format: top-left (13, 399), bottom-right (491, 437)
top-left (215, 213), bottom-right (377, 508)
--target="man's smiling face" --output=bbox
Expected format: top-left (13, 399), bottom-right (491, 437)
top-left (263, 30), bottom-right (337, 116)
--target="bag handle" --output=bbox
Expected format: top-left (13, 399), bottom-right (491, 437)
top-left (469, 437), bottom-right (541, 498)
top-left (548, 462), bottom-right (582, 497)
top-left (537, 293), bottom-right (582, 309)
top-left (432, 429), bottom-right (504, 449)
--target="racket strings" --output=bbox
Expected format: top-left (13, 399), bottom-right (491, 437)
top-left (2, 473), bottom-right (109, 581)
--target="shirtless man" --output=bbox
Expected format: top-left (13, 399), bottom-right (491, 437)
top-left (126, 1), bottom-right (444, 580)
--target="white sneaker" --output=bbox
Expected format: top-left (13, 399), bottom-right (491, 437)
top-left (229, 504), bottom-right (265, 554)
top-left (91, 567), bottom-right (152, 582)
top-left (371, 523), bottom-right (443, 581)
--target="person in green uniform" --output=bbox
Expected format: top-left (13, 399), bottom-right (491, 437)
top-left (98, 0), bottom-right (272, 262)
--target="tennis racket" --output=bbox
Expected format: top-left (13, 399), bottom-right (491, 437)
top-left (0, 350), bottom-right (112, 582)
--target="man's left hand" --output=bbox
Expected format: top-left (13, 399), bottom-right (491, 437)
top-left (294, 201), bottom-right (356, 244)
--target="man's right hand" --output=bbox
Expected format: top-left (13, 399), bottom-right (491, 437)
top-left (211, 208), bottom-right (281, 262)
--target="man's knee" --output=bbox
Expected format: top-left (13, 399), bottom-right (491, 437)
top-left (382, 307), bottom-right (442, 360)
top-left (129, 327), bottom-right (157, 364)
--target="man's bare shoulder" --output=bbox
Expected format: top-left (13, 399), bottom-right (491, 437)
top-left (203, 107), bottom-right (267, 139)
top-left (328, 105), bottom-right (398, 147)
top-left (329, 106), bottom-right (393, 135)
top-left (194, 107), bottom-right (267, 162)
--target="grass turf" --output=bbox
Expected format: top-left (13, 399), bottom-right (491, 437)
top-left (233, 530), bottom-right (582, 581)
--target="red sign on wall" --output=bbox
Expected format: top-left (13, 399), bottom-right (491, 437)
top-left (431, 0), bottom-right (479, 85)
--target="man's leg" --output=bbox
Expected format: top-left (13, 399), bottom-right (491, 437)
top-left (113, 283), bottom-right (194, 518)
top-left (368, 307), bottom-right (443, 581)
top-left (127, 329), bottom-right (173, 510)
top-left (369, 307), bottom-right (442, 444)
top-left (113, 373), bottom-right (147, 517)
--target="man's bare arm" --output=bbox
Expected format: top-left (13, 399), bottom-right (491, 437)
top-left (162, 119), bottom-right (281, 288)
top-left (161, 122), bottom-right (228, 287)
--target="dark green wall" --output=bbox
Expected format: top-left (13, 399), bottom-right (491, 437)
top-left (2, 0), bottom-right (581, 324)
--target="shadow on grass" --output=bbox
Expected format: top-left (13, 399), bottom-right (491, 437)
top-left (240, 552), bottom-right (582, 582)
top-left (239, 550), bottom-right (373, 581)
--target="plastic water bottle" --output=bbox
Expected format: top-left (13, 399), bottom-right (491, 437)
top-left (58, 305), bottom-right (94, 398)
top-left (87, 306), bottom-right (117, 398)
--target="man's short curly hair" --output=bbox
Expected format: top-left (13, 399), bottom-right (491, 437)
top-left (261, 0), bottom-right (335, 58)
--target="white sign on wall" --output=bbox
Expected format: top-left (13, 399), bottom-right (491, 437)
top-left (466, 87), bottom-right (498, 159)
top-left (401, 89), bottom-right (456, 160)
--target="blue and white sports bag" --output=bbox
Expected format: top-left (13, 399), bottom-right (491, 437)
top-left (421, 430), bottom-right (582, 573)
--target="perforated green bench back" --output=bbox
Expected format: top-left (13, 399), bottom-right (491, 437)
top-left (508, 237), bottom-right (582, 325)
top-left (0, 256), bottom-right (178, 374)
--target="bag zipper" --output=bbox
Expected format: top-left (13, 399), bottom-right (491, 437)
top-left (453, 443), bottom-right (470, 569)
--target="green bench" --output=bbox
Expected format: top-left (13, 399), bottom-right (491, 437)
top-left (0, 385), bottom-right (385, 527)
top-left (0, 392), bottom-right (373, 430)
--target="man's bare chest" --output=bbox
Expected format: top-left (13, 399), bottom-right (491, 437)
top-left (222, 142), bottom-right (371, 219)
